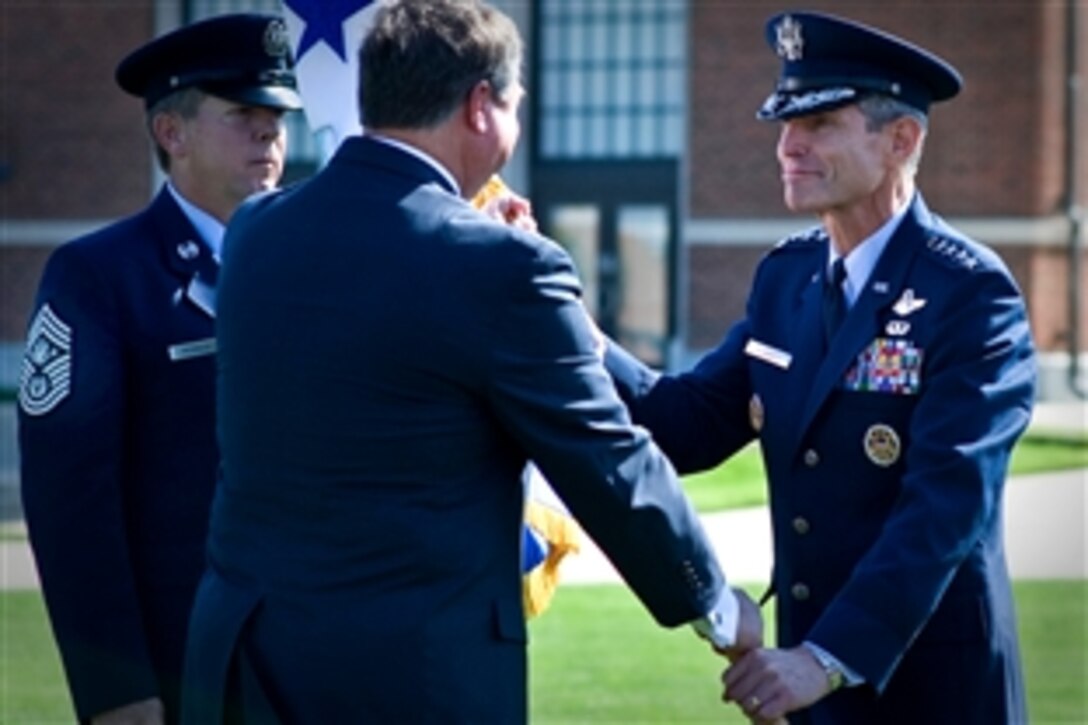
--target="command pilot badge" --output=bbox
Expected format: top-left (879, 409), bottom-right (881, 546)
top-left (19, 304), bottom-right (73, 417)
top-left (863, 423), bottom-right (901, 467)
top-left (892, 288), bottom-right (927, 316)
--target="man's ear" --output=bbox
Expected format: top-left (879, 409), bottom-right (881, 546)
top-left (464, 80), bottom-right (492, 134)
top-left (151, 112), bottom-right (186, 158)
top-left (890, 115), bottom-right (923, 161)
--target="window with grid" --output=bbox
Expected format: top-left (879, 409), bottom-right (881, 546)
top-left (185, 0), bottom-right (321, 177)
top-left (537, 0), bottom-right (685, 159)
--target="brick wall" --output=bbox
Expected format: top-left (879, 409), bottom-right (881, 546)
top-left (0, 1), bottom-right (1084, 379)
top-left (686, 0), bottom-right (1088, 358)
top-left (689, 1), bottom-right (1065, 217)
top-left (1, 2), bottom-right (152, 218)
top-left (1, 1), bottom-right (154, 342)
top-left (687, 245), bottom-right (763, 350)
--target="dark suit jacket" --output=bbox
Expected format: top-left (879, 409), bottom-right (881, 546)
top-left (607, 195), bottom-right (1035, 724)
top-left (18, 188), bottom-right (221, 721)
top-left (181, 136), bottom-right (723, 724)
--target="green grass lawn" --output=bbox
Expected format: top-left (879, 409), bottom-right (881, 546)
top-left (681, 430), bottom-right (1088, 513)
top-left (529, 582), bottom-right (1088, 724)
top-left (2, 582), bottom-right (1084, 724)
top-left (0, 426), bottom-right (1082, 722)
top-left (1, 592), bottom-right (71, 724)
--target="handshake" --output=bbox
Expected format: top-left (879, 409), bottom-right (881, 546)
top-left (697, 588), bottom-right (840, 724)
top-left (473, 180), bottom-right (843, 724)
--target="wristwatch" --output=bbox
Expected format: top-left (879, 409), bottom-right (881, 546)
top-left (808, 646), bottom-right (845, 692)
top-left (822, 660), bottom-right (845, 692)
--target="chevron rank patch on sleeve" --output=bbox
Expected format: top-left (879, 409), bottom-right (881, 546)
top-left (19, 304), bottom-right (73, 416)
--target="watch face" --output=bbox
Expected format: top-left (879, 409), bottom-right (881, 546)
top-left (827, 667), bottom-right (845, 691)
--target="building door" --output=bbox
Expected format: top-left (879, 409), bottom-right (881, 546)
top-left (531, 1), bottom-right (686, 366)
top-left (534, 162), bottom-right (677, 366)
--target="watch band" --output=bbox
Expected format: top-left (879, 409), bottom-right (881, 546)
top-left (823, 660), bottom-right (845, 691)
top-left (807, 645), bottom-right (845, 692)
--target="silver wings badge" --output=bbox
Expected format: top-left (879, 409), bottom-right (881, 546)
top-left (892, 288), bottom-right (927, 316)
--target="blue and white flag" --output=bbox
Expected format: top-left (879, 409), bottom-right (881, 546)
top-left (279, 0), bottom-right (580, 612)
top-left (280, 0), bottom-right (380, 161)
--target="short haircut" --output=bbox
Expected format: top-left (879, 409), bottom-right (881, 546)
top-left (146, 87), bottom-right (206, 171)
top-left (857, 94), bottom-right (929, 133)
top-left (360, 0), bottom-right (522, 129)
top-left (857, 93), bottom-right (928, 171)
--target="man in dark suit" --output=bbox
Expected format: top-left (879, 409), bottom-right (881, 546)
top-left (17, 14), bottom-right (301, 724)
top-left (181, 1), bottom-right (761, 722)
top-left (605, 11), bottom-right (1036, 725)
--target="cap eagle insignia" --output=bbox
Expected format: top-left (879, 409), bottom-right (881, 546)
top-left (263, 18), bottom-right (290, 59)
top-left (775, 15), bottom-right (804, 61)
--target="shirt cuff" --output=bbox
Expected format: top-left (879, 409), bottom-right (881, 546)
top-left (802, 641), bottom-right (864, 687)
top-left (691, 586), bottom-right (740, 648)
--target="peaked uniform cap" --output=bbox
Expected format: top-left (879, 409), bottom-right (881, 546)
top-left (115, 13), bottom-right (302, 110)
top-left (757, 11), bottom-right (962, 121)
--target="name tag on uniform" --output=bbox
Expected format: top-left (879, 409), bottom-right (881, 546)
top-left (168, 337), bottom-right (217, 361)
top-left (744, 339), bottom-right (792, 370)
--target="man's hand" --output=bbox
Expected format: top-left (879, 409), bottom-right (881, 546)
top-left (472, 176), bottom-right (538, 232)
top-left (91, 697), bottom-right (165, 725)
top-left (721, 646), bottom-right (831, 722)
top-left (482, 191), bottom-right (537, 231)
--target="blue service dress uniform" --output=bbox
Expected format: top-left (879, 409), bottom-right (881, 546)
top-left (18, 188), bottom-right (221, 721)
top-left (607, 194), bottom-right (1036, 724)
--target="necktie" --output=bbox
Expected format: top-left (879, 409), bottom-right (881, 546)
top-left (822, 257), bottom-right (848, 345)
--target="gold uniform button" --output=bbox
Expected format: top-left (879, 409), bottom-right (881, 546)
top-left (803, 449), bottom-right (820, 467)
top-left (792, 517), bottom-right (810, 535)
top-left (791, 583), bottom-right (810, 601)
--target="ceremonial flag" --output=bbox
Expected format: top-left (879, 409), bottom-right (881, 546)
top-left (280, 0), bottom-right (379, 161)
top-left (277, 0), bottom-right (579, 617)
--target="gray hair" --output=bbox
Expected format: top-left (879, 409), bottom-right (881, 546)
top-left (857, 94), bottom-right (928, 172)
top-left (360, 0), bottom-right (523, 129)
top-left (146, 87), bottom-right (206, 171)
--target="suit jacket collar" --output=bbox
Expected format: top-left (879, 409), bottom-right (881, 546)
top-left (148, 186), bottom-right (219, 319)
top-left (791, 194), bottom-right (933, 449)
top-left (333, 135), bottom-right (460, 197)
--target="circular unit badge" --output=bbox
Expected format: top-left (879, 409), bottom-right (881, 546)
top-left (863, 423), bottom-right (901, 467)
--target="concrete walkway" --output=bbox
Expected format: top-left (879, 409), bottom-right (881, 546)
top-left (1, 402), bottom-right (1085, 589)
top-left (2, 469), bottom-right (1084, 590)
top-left (561, 467), bottom-right (1087, 586)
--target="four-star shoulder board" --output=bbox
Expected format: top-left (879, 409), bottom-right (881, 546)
top-left (925, 235), bottom-right (980, 270)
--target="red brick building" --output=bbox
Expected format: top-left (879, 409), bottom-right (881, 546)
top-left (2, 0), bottom-right (1085, 398)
